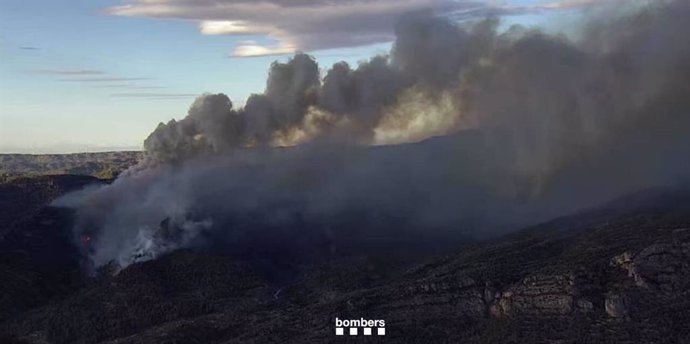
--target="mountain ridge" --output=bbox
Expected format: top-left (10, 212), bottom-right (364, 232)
top-left (1, 174), bottom-right (689, 343)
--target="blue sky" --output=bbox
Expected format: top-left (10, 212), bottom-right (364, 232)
top-left (0, 0), bottom-right (589, 153)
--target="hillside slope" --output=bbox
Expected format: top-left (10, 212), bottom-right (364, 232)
top-left (0, 175), bottom-right (689, 343)
top-left (0, 152), bottom-right (141, 180)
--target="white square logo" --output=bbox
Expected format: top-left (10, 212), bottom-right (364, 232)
top-left (334, 318), bottom-right (385, 336)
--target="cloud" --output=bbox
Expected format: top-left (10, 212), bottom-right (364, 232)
top-left (27, 67), bottom-right (176, 96)
top-left (26, 68), bottom-right (152, 83)
top-left (59, 77), bottom-right (153, 82)
top-left (94, 84), bottom-right (166, 89)
top-left (232, 41), bottom-right (296, 58)
top-left (28, 69), bottom-right (105, 76)
top-left (93, 84), bottom-right (136, 88)
top-left (110, 92), bottom-right (198, 100)
top-left (128, 86), bottom-right (166, 90)
top-left (106, 0), bottom-right (625, 57)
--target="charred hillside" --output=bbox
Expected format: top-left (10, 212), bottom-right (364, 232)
top-left (1, 174), bottom-right (690, 343)
top-left (0, 176), bottom-right (104, 324)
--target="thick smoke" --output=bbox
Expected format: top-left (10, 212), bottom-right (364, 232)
top-left (137, 13), bottom-right (492, 165)
top-left (56, 1), bottom-right (690, 270)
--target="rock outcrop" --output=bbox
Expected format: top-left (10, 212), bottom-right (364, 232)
top-left (491, 274), bottom-right (575, 317)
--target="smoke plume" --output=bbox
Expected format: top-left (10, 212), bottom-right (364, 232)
top-left (56, 1), bottom-right (690, 270)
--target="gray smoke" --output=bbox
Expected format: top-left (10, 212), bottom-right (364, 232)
top-left (56, 1), bottom-right (690, 270)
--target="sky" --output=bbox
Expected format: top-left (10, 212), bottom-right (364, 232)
top-left (0, 0), bottom-right (601, 153)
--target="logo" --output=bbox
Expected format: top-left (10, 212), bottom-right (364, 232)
top-left (335, 317), bottom-right (385, 336)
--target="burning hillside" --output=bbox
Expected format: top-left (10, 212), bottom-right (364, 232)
top-left (55, 1), bottom-right (690, 270)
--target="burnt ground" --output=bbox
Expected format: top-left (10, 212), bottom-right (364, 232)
top-left (1, 175), bottom-right (690, 343)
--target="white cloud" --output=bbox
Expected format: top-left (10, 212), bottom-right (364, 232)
top-left (199, 20), bottom-right (277, 35)
top-left (233, 42), bottom-right (296, 57)
top-left (106, 0), bottom-right (624, 57)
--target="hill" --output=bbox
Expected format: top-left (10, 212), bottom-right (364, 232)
top-left (0, 174), bottom-right (689, 343)
top-left (0, 152), bottom-right (142, 181)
